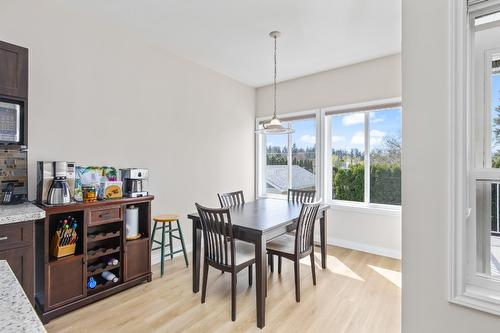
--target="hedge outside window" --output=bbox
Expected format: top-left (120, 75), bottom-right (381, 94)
top-left (330, 107), bottom-right (401, 206)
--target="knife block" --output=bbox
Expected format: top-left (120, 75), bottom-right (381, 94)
top-left (50, 232), bottom-right (76, 259)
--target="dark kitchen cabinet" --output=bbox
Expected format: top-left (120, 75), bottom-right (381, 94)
top-left (46, 255), bottom-right (85, 309)
top-left (0, 221), bottom-right (34, 304)
top-left (124, 238), bottom-right (150, 281)
top-left (0, 41), bottom-right (28, 99)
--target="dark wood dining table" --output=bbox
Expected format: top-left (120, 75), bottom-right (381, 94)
top-left (187, 198), bottom-right (330, 329)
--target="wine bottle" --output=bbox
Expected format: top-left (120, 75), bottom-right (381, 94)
top-left (101, 271), bottom-right (118, 283)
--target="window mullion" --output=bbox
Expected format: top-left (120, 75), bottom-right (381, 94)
top-left (364, 112), bottom-right (370, 204)
top-left (288, 123), bottom-right (293, 190)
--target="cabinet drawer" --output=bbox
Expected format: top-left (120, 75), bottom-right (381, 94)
top-left (0, 222), bottom-right (33, 251)
top-left (89, 206), bottom-right (122, 226)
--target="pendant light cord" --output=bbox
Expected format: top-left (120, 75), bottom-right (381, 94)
top-left (273, 35), bottom-right (277, 118)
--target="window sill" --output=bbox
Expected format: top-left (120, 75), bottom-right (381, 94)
top-left (258, 195), bottom-right (401, 217)
top-left (329, 200), bottom-right (401, 216)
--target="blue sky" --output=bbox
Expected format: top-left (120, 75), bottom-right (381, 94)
top-left (331, 108), bottom-right (401, 151)
top-left (265, 108), bottom-right (402, 150)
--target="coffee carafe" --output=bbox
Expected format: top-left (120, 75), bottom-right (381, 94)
top-left (47, 162), bottom-right (72, 205)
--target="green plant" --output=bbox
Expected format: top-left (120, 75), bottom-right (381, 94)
top-left (333, 164), bottom-right (364, 202)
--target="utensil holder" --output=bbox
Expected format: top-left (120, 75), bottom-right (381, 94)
top-left (50, 232), bottom-right (76, 258)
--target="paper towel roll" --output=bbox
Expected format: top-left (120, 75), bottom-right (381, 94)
top-left (125, 205), bottom-right (139, 239)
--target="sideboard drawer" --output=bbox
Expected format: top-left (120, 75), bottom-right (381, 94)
top-left (0, 221), bottom-right (33, 251)
top-left (89, 206), bottom-right (122, 226)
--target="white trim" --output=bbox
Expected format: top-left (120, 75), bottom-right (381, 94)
top-left (449, 0), bottom-right (500, 316)
top-left (364, 112), bottom-right (370, 203)
top-left (327, 236), bottom-right (401, 259)
top-left (322, 108), bottom-right (332, 203)
top-left (329, 200), bottom-right (402, 217)
top-left (321, 97), bottom-right (402, 115)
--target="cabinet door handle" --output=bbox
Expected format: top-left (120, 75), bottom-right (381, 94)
top-left (0, 236), bottom-right (8, 241)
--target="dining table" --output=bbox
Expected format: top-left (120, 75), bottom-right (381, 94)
top-left (187, 198), bottom-right (330, 329)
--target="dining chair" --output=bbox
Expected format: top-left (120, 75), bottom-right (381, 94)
top-left (218, 190), bottom-right (245, 208)
top-left (268, 188), bottom-right (316, 273)
top-left (266, 202), bottom-right (321, 302)
top-left (195, 203), bottom-right (255, 321)
top-left (287, 188), bottom-right (316, 203)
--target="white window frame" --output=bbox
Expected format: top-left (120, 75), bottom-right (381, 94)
top-left (449, 0), bottom-right (500, 316)
top-left (255, 98), bottom-right (402, 216)
top-left (255, 109), bottom-right (322, 200)
top-left (322, 98), bottom-right (402, 214)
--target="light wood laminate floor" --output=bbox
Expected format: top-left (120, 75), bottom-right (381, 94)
top-left (45, 245), bottom-right (401, 333)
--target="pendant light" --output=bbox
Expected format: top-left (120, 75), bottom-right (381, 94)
top-left (255, 31), bottom-right (294, 134)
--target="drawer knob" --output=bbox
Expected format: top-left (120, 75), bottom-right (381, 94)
top-left (0, 236), bottom-right (8, 241)
top-left (99, 212), bottom-right (112, 219)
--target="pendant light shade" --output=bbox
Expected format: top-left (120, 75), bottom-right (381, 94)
top-left (255, 31), bottom-right (294, 135)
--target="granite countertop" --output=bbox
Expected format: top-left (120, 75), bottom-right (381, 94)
top-left (0, 261), bottom-right (46, 333)
top-left (0, 202), bottom-right (45, 225)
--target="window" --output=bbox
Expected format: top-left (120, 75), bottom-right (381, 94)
top-left (450, 0), bottom-right (500, 316)
top-left (327, 106), bottom-right (401, 206)
top-left (257, 115), bottom-right (318, 198)
top-left (330, 111), bottom-right (365, 203)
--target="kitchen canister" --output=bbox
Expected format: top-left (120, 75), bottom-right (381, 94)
top-left (125, 205), bottom-right (140, 240)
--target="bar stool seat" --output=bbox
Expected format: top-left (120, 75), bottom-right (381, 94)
top-left (154, 214), bottom-right (179, 222)
top-left (152, 214), bottom-right (189, 277)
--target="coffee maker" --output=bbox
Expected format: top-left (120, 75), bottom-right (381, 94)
top-left (120, 168), bottom-right (149, 198)
top-left (37, 161), bottom-right (75, 205)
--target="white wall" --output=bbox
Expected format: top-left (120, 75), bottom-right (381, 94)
top-left (256, 54), bottom-right (402, 258)
top-left (0, 0), bottom-right (255, 252)
top-left (402, 0), bottom-right (500, 332)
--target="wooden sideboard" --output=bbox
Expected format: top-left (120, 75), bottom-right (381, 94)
top-left (35, 196), bottom-right (154, 323)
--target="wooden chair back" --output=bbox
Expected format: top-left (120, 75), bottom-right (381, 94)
top-left (287, 189), bottom-right (316, 204)
top-left (295, 202), bottom-right (321, 256)
top-left (218, 190), bottom-right (245, 208)
top-left (195, 203), bottom-right (234, 268)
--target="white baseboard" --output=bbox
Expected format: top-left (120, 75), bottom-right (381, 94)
top-left (327, 237), bottom-right (401, 259)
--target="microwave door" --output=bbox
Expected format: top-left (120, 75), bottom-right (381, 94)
top-left (0, 101), bottom-right (20, 143)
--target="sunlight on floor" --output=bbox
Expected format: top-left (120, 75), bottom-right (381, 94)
top-left (301, 253), bottom-right (364, 281)
top-left (368, 264), bottom-right (402, 288)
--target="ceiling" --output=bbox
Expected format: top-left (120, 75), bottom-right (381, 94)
top-left (63, 0), bottom-right (401, 87)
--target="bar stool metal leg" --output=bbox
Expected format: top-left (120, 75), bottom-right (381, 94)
top-left (161, 223), bottom-right (166, 277)
top-left (177, 220), bottom-right (189, 267)
top-left (168, 222), bottom-right (174, 260)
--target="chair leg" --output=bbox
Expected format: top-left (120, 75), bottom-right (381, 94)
top-left (269, 254), bottom-right (274, 273)
top-left (160, 223), bottom-right (166, 277)
top-left (168, 222), bottom-right (173, 259)
top-left (201, 261), bottom-right (209, 303)
top-left (177, 220), bottom-right (189, 267)
top-left (310, 252), bottom-right (316, 286)
top-left (278, 256), bottom-right (282, 274)
top-left (248, 264), bottom-right (253, 287)
top-left (294, 260), bottom-right (300, 302)
top-left (151, 221), bottom-right (157, 249)
top-left (231, 272), bottom-right (237, 321)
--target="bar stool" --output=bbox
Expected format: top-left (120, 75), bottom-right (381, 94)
top-left (151, 214), bottom-right (189, 277)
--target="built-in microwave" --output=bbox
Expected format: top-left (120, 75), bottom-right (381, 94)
top-left (0, 100), bottom-right (21, 144)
